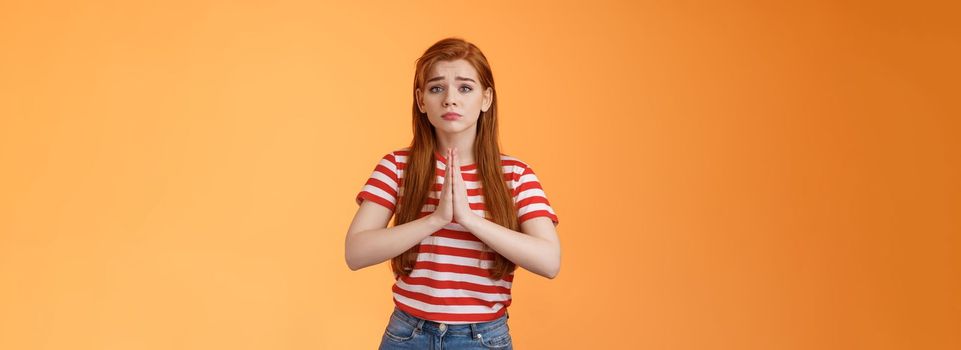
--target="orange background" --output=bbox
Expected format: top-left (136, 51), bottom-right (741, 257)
top-left (1, 1), bottom-right (959, 349)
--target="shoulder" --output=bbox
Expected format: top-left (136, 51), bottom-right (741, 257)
top-left (499, 153), bottom-right (528, 168)
top-left (375, 147), bottom-right (411, 166)
top-left (498, 153), bottom-right (535, 181)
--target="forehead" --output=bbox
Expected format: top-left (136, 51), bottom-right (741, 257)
top-left (427, 59), bottom-right (479, 80)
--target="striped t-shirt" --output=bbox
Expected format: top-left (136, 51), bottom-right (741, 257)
top-left (355, 148), bottom-right (559, 323)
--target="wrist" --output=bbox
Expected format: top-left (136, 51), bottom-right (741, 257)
top-left (425, 213), bottom-right (449, 230)
top-left (457, 213), bottom-right (485, 230)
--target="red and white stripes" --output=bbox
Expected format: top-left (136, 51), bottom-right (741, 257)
top-left (355, 148), bottom-right (558, 323)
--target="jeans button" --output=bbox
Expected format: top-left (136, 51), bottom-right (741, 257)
top-left (438, 323), bottom-right (447, 331)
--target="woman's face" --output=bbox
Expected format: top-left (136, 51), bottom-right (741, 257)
top-left (416, 59), bottom-right (493, 135)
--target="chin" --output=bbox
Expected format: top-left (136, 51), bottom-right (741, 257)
top-left (429, 120), bottom-right (478, 134)
top-left (433, 125), bottom-right (473, 134)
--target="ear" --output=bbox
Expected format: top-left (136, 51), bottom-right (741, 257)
top-left (481, 87), bottom-right (493, 112)
top-left (415, 88), bottom-right (425, 113)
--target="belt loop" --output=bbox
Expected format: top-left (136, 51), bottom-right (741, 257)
top-left (470, 322), bottom-right (479, 340)
top-left (416, 318), bottom-right (426, 332)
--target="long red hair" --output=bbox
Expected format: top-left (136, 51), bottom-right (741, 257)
top-left (390, 37), bottom-right (520, 281)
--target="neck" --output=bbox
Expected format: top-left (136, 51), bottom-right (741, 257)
top-left (435, 127), bottom-right (476, 164)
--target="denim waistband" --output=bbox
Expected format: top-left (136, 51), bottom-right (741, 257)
top-left (391, 306), bottom-right (509, 336)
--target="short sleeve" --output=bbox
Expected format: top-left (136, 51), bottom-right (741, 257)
top-left (355, 152), bottom-right (400, 212)
top-left (512, 165), bottom-right (559, 226)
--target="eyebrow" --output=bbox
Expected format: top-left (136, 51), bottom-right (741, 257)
top-left (426, 76), bottom-right (477, 83)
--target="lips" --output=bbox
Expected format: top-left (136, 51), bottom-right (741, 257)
top-left (442, 112), bottom-right (462, 121)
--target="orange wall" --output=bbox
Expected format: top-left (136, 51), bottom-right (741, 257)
top-left (1, 1), bottom-right (959, 349)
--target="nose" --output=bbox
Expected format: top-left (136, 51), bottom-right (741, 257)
top-left (443, 92), bottom-right (457, 107)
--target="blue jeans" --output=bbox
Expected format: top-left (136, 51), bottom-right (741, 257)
top-left (378, 307), bottom-right (513, 349)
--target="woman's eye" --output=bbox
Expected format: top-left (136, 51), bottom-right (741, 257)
top-left (428, 85), bottom-right (472, 93)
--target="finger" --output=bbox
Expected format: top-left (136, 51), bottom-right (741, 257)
top-left (446, 148), bottom-right (453, 195)
top-left (453, 151), bottom-right (466, 203)
top-left (451, 148), bottom-right (460, 189)
top-left (455, 149), bottom-right (463, 185)
top-left (451, 147), bottom-right (457, 173)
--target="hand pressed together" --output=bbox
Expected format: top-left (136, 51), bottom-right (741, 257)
top-left (429, 147), bottom-right (482, 227)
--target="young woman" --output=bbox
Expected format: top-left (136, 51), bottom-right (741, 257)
top-left (345, 37), bottom-right (560, 350)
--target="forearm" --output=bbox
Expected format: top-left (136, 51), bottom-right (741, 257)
top-left (459, 217), bottom-right (560, 279)
top-left (345, 214), bottom-right (446, 271)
